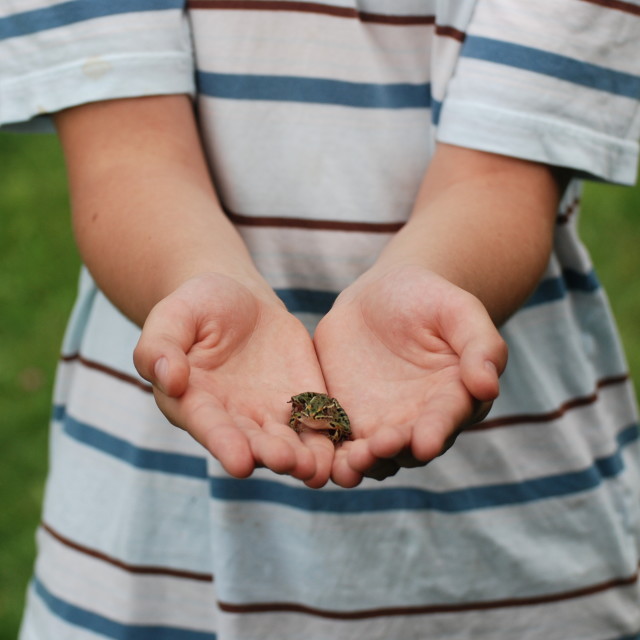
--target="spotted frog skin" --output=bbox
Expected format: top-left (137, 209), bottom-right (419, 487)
top-left (288, 392), bottom-right (352, 443)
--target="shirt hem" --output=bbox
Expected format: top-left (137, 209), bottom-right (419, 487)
top-left (436, 99), bottom-right (640, 186)
top-left (0, 53), bottom-right (195, 132)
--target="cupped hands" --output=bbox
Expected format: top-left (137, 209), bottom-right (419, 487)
top-left (134, 266), bottom-right (507, 488)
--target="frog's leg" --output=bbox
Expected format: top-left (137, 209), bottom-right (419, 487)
top-left (289, 413), bottom-right (305, 432)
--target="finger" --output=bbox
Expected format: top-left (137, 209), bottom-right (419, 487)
top-left (245, 430), bottom-right (299, 476)
top-left (331, 444), bottom-right (364, 488)
top-left (437, 425), bottom-right (465, 458)
top-left (245, 419), bottom-right (305, 477)
top-left (155, 389), bottom-right (256, 478)
top-left (392, 447), bottom-right (430, 468)
top-left (203, 423), bottom-right (257, 479)
top-left (250, 419), bottom-right (325, 481)
top-left (345, 437), bottom-right (381, 475)
top-left (440, 294), bottom-right (508, 402)
top-left (367, 424), bottom-right (411, 460)
top-left (460, 348), bottom-right (505, 402)
top-left (341, 435), bottom-right (403, 480)
top-left (362, 458), bottom-right (401, 481)
top-left (468, 399), bottom-right (493, 426)
top-left (134, 300), bottom-right (194, 397)
top-left (300, 431), bottom-right (335, 488)
top-left (410, 388), bottom-right (474, 462)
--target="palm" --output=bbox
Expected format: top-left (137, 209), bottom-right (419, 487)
top-left (314, 266), bottom-right (505, 486)
top-left (135, 275), bottom-right (334, 486)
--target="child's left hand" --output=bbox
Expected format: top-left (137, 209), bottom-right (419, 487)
top-left (313, 265), bottom-right (507, 487)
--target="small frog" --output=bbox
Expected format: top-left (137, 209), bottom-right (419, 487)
top-left (288, 392), bottom-right (352, 443)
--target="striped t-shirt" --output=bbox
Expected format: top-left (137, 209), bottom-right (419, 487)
top-left (2, 1), bottom-right (640, 639)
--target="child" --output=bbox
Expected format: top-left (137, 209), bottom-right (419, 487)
top-left (2, 1), bottom-right (639, 638)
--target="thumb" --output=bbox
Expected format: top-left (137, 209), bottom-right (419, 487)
top-left (133, 298), bottom-right (193, 397)
top-left (440, 291), bottom-right (508, 402)
top-left (460, 346), bottom-right (505, 402)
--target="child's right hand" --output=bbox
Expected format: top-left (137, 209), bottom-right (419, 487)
top-left (133, 273), bottom-right (335, 488)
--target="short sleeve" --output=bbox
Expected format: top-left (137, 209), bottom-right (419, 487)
top-left (436, 0), bottom-right (640, 185)
top-left (0, 0), bottom-right (195, 131)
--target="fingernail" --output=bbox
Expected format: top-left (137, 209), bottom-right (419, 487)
top-left (154, 357), bottom-right (169, 391)
top-left (485, 360), bottom-right (498, 376)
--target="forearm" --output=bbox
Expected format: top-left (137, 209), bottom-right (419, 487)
top-left (374, 143), bottom-right (562, 325)
top-left (54, 95), bottom-right (275, 326)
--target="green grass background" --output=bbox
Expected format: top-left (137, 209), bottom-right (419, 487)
top-left (1, 131), bottom-right (639, 638)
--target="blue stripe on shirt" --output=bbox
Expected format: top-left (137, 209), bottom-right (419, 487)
top-left (32, 576), bottom-right (216, 640)
top-left (523, 268), bottom-right (600, 308)
top-left (55, 406), bottom-right (208, 479)
top-left (462, 36), bottom-right (640, 100)
top-left (432, 98), bottom-right (443, 125)
top-left (209, 423), bottom-right (639, 513)
top-left (275, 288), bottom-right (338, 314)
top-left (196, 71), bottom-right (431, 109)
top-left (53, 399), bottom-right (639, 512)
top-left (0, 0), bottom-right (183, 40)
top-left (273, 270), bottom-right (599, 315)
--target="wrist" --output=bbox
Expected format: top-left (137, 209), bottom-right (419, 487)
top-left (144, 266), bottom-right (284, 326)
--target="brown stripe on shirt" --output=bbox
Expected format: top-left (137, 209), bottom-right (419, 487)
top-left (217, 565), bottom-right (640, 618)
top-left (556, 196), bottom-right (581, 225)
top-left (579, 0), bottom-right (640, 16)
top-left (434, 24), bottom-right (466, 42)
top-left (471, 374), bottom-right (630, 431)
top-left (41, 521), bottom-right (214, 581)
top-left (59, 353), bottom-right (630, 433)
top-left (225, 209), bottom-right (405, 233)
top-left (187, 1), bottom-right (437, 25)
top-left (61, 353), bottom-right (153, 393)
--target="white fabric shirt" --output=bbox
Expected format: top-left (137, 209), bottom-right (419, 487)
top-left (2, 1), bottom-right (640, 638)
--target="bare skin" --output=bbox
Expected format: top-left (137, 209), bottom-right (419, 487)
top-left (316, 146), bottom-right (559, 485)
top-left (54, 94), bottom-right (560, 488)
top-left (55, 96), bottom-right (334, 487)
top-left (315, 265), bottom-right (506, 487)
top-left (133, 273), bottom-right (335, 486)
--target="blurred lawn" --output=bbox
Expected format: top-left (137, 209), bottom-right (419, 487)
top-left (0, 132), bottom-right (79, 638)
top-left (0, 131), bottom-right (639, 638)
